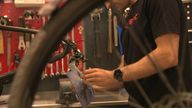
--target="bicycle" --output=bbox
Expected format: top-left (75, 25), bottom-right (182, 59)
top-left (8, 0), bottom-right (192, 108)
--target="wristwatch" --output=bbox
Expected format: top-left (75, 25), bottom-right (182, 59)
top-left (113, 69), bottom-right (123, 81)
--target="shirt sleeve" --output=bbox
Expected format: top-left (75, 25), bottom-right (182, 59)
top-left (147, 0), bottom-right (181, 39)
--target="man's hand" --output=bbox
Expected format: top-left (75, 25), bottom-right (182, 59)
top-left (84, 68), bottom-right (123, 91)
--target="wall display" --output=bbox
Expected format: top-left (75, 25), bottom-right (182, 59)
top-left (0, 3), bottom-right (84, 79)
top-left (83, 6), bottom-right (121, 70)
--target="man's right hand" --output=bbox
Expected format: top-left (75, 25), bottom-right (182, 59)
top-left (83, 68), bottom-right (123, 91)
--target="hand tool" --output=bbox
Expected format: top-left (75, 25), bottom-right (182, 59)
top-left (60, 47), bottom-right (66, 75)
top-left (113, 16), bottom-right (118, 47)
top-left (44, 66), bottom-right (48, 77)
top-left (71, 27), bottom-right (75, 43)
top-left (50, 63), bottom-right (54, 77)
top-left (69, 28), bottom-right (75, 57)
top-left (7, 19), bottom-right (13, 67)
top-left (18, 16), bottom-right (26, 51)
top-left (67, 54), bottom-right (70, 71)
top-left (0, 24), bottom-right (39, 34)
top-left (55, 51), bottom-right (60, 75)
top-left (91, 8), bottom-right (102, 58)
top-left (108, 8), bottom-right (113, 53)
top-left (13, 51), bottom-right (21, 68)
top-left (41, 70), bottom-right (45, 80)
top-left (31, 34), bottom-right (35, 40)
top-left (0, 30), bottom-right (4, 54)
top-left (0, 16), bottom-right (7, 54)
top-left (42, 66), bottom-right (47, 80)
top-left (61, 57), bottom-right (65, 75)
top-left (66, 33), bottom-right (71, 71)
top-left (24, 23), bottom-right (31, 52)
top-left (0, 62), bottom-right (2, 71)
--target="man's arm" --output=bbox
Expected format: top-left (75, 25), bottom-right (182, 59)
top-left (121, 33), bottom-right (179, 81)
top-left (84, 33), bottom-right (179, 90)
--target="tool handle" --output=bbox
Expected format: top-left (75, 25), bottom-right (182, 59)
top-left (18, 16), bottom-right (25, 27)
top-left (0, 30), bottom-right (4, 54)
top-left (18, 17), bottom-right (26, 50)
top-left (18, 16), bottom-right (25, 36)
top-left (107, 8), bottom-right (113, 53)
top-left (113, 16), bottom-right (118, 47)
top-left (7, 19), bottom-right (13, 66)
top-left (7, 31), bottom-right (12, 66)
top-left (24, 24), bottom-right (31, 52)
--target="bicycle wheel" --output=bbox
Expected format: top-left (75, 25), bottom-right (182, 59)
top-left (8, 0), bottom-right (104, 108)
top-left (8, 0), bottom-right (192, 108)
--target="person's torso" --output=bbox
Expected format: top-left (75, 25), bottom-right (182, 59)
top-left (121, 0), bottom-right (192, 106)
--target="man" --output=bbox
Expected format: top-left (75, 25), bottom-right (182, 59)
top-left (84, 0), bottom-right (192, 107)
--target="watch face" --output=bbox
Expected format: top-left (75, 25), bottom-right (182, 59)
top-left (114, 69), bottom-right (123, 81)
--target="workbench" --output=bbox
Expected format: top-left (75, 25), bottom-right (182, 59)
top-left (0, 90), bottom-right (129, 108)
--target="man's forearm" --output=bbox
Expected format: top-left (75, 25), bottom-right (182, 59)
top-left (120, 47), bottom-right (178, 81)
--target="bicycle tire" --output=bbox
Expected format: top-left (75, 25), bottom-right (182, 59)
top-left (8, 0), bottom-right (104, 108)
top-left (8, 0), bottom-right (192, 108)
